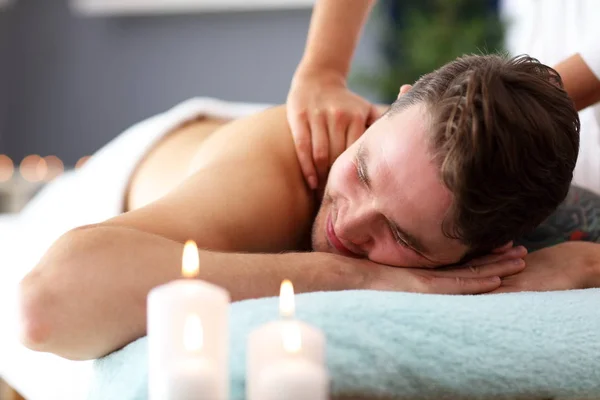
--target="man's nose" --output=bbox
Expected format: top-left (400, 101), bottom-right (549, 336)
top-left (336, 206), bottom-right (374, 248)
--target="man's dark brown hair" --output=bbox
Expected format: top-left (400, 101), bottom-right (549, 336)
top-left (390, 54), bottom-right (580, 258)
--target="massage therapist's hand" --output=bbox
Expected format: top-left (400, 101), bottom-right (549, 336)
top-left (353, 246), bottom-right (527, 295)
top-left (287, 67), bottom-right (381, 190)
top-left (491, 242), bottom-right (600, 293)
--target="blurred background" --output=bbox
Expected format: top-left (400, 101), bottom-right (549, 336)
top-left (1, 0), bottom-right (599, 213)
top-left (0, 0), bottom-right (357, 168)
top-left (0, 0), bottom-right (501, 170)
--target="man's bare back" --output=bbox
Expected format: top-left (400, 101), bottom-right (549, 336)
top-left (125, 116), bottom-right (229, 213)
top-left (114, 105), bottom-right (315, 253)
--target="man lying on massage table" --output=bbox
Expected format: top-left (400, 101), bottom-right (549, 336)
top-left (17, 54), bottom-right (599, 362)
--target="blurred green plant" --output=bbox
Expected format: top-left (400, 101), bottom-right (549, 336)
top-left (356, 0), bottom-right (505, 103)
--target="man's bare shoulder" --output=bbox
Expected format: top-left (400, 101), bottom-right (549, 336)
top-left (191, 105), bottom-right (301, 171)
top-left (104, 105), bottom-right (316, 253)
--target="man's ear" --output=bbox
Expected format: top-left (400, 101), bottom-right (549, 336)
top-left (397, 84), bottom-right (412, 99)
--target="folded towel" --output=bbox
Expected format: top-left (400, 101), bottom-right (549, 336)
top-left (0, 98), bottom-right (270, 400)
top-left (90, 288), bottom-right (600, 400)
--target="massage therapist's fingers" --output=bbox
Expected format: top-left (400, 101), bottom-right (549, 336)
top-left (346, 114), bottom-right (367, 149)
top-left (426, 275), bottom-right (502, 295)
top-left (289, 112), bottom-right (319, 189)
top-left (442, 258), bottom-right (526, 279)
top-left (329, 110), bottom-right (350, 164)
top-left (463, 245), bottom-right (527, 268)
top-left (311, 112), bottom-right (330, 188)
top-left (366, 104), bottom-right (384, 128)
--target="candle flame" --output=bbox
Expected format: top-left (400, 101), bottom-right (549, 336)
top-left (183, 314), bottom-right (204, 352)
top-left (20, 155), bottom-right (43, 182)
top-left (75, 155), bottom-right (91, 169)
top-left (279, 279), bottom-right (295, 318)
top-left (182, 240), bottom-right (200, 278)
top-left (281, 322), bottom-right (302, 354)
top-left (0, 155), bottom-right (14, 182)
top-left (35, 157), bottom-right (48, 181)
top-left (43, 155), bottom-right (64, 181)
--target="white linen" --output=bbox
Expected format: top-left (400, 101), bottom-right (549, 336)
top-left (0, 98), bottom-right (269, 400)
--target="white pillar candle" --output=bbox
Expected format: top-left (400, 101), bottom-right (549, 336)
top-left (247, 280), bottom-right (329, 400)
top-left (258, 358), bottom-right (329, 400)
top-left (153, 316), bottom-right (219, 400)
top-left (148, 240), bottom-right (230, 400)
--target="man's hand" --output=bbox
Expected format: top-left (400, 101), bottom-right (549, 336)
top-left (491, 242), bottom-right (600, 293)
top-left (357, 246), bottom-right (527, 295)
top-left (287, 69), bottom-right (381, 190)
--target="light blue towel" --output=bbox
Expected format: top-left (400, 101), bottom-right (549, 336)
top-left (89, 289), bottom-right (600, 400)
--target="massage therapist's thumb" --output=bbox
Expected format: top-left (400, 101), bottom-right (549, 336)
top-left (367, 104), bottom-right (383, 127)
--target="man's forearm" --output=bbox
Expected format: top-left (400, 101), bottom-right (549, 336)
top-left (18, 225), bottom-right (364, 360)
top-left (297, 0), bottom-right (375, 78)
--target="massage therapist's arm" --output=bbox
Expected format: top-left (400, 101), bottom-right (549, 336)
top-left (554, 53), bottom-right (600, 111)
top-left (288, 0), bottom-right (379, 188)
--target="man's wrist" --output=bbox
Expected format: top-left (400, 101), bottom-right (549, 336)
top-left (572, 241), bottom-right (600, 289)
top-left (586, 245), bottom-right (600, 288)
top-left (294, 251), bottom-right (367, 292)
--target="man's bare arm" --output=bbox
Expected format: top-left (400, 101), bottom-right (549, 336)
top-left (19, 225), bottom-right (365, 360)
top-left (19, 223), bottom-right (517, 360)
top-left (18, 106), bottom-right (323, 358)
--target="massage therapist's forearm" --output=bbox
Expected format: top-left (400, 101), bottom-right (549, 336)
top-left (296, 0), bottom-right (375, 78)
top-left (18, 225), bottom-right (363, 360)
top-left (554, 53), bottom-right (600, 111)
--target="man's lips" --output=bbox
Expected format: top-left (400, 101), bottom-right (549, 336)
top-left (326, 213), bottom-right (360, 258)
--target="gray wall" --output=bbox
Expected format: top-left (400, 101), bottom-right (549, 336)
top-left (1, 0), bottom-right (381, 166)
top-left (0, 6), bottom-right (10, 154)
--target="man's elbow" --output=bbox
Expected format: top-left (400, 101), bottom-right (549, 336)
top-left (18, 270), bottom-right (54, 353)
top-left (17, 226), bottom-right (99, 360)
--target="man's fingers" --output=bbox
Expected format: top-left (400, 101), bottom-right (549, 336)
top-left (429, 275), bottom-right (502, 295)
top-left (492, 241), bottom-right (514, 254)
top-left (290, 113), bottom-right (318, 189)
top-left (465, 246), bottom-right (527, 267)
top-left (310, 112), bottom-right (330, 186)
top-left (443, 258), bottom-right (526, 279)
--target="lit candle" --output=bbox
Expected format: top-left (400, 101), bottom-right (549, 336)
top-left (247, 280), bottom-right (329, 400)
top-left (0, 154), bottom-right (44, 213)
top-left (148, 240), bottom-right (230, 400)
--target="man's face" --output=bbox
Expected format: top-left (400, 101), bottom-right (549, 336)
top-left (311, 104), bottom-right (468, 268)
